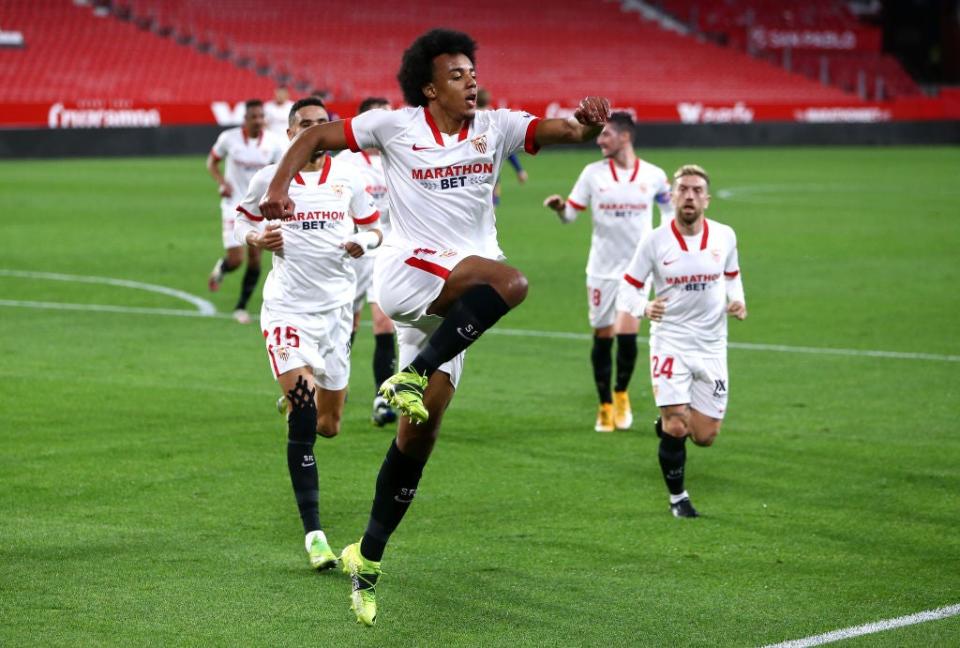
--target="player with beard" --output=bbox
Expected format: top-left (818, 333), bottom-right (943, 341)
top-left (543, 112), bottom-right (673, 432)
top-left (619, 164), bottom-right (746, 518)
top-left (234, 97), bottom-right (381, 571)
top-left (258, 29), bottom-right (610, 626)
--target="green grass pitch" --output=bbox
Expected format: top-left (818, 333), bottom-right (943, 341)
top-left (1, 146), bottom-right (958, 647)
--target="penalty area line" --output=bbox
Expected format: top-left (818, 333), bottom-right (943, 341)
top-left (761, 603), bottom-right (960, 647)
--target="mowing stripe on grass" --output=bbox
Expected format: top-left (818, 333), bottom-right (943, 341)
top-left (761, 603), bottom-right (960, 647)
top-left (1, 297), bottom-right (958, 364)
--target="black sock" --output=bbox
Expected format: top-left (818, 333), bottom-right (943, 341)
top-left (286, 376), bottom-right (320, 533)
top-left (349, 330), bottom-right (357, 348)
top-left (591, 336), bottom-right (614, 404)
top-left (406, 284), bottom-right (510, 377)
top-left (234, 266), bottom-right (260, 310)
top-left (360, 439), bottom-right (426, 562)
top-left (658, 434), bottom-right (687, 496)
top-left (373, 333), bottom-right (396, 392)
top-left (614, 333), bottom-right (637, 392)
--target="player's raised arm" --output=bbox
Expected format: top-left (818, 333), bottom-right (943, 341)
top-left (259, 121), bottom-right (350, 220)
top-left (534, 96), bottom-right (611, 147)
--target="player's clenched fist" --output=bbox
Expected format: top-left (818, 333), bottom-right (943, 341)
top-left (249, 222), bottom-right (284, 253)
top-left (574, 97), bottom-right (611, 126)
top-left (726, 301), bottom-right (747, 320)
top-left (645, 296), bottom-right (668, 322)
top-left (259, 187), bottom-right (295, 221)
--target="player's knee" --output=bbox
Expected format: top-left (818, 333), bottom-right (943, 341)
top-left (496, 269), bottom-right (528, 307)
top-left (662, 416), bottom-right (688, 438)
top-left (287, 376), bottom-right (318, 443)
top-left (316, 411), bottom-right (341, 439)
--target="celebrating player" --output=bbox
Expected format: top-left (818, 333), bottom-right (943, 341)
top-left (543, 112), bottom-right (673, 432)
top-left (206, 99), bottom-right (285, 323)
top-left (619, 164), bottom-right (746, 518)
top-left (334, 96), bottom-right (399, 427)
top-left (234, 97), bottom-right (381, 571)
top-left (259, 29), bottom-right (609, 626)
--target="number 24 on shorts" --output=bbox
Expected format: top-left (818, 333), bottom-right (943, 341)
top-left (652, 355), bottom-right (674, 379)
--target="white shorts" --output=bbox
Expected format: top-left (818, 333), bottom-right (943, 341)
top-left (221, 198), bottom-right (242, 249)
top-left (586, 276), bottom-right (630, 329)
top-left (649, 349), bottom-right (728, 420)
top-left (352, 254), bottom-right (376, 313)
top-left (374, 245), bottom-right (468, 325)
top-left (260, 303), bottom-right (353, 390)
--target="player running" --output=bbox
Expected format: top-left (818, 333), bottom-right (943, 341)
top-left (619, 164), bottom-right (746, 518)
top-left (334, 96), bottom-right (399, 427)
top-left (259, 29), bottom-right (609, 626)
top-left (543, 112), bottom-right (673, 432)
top-left (234, 97), bottom-right (381, 571)
top-left (206, 99), bottom-right (285, 323)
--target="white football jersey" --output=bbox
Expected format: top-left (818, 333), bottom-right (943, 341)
top-left (211, 127), bottom-right (285, 197)
top-left (344, 106), bottom-right (539, 255)
top-left (622, 218), bottom-right (743, 356)
top-left (264, 99), bottom-right (294, 139)
top-left (235, 155), bottom-right (379, 313)
top-left (334, 149), bottom-right (391, 233)
top-left (567, 158), bottom-right (672, 280)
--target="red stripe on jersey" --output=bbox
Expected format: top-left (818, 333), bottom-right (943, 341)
top-left (524, 118), bottom-right (541, 155)
top-left (724, 270), bottom-right (740, 278)
top-left (458, 118), bottom-right (471, 141)
top-left (670, 220), bottom-right (688, 251)
top-left (293, 173), bottom-right (305, 185)
top-left (629, 158), bottom-right (640, 182)
top-left (361, 151), bottom-right (371, 165)
top-left (318, 155), bottom-right (331, 184)
top-left (266, 345), bottom-right (281, 378)
top-left (353, 210), bottom-right (380, 225)
top-left (343, 118), bottom-right (360, 153)
top-left (700, 218), bottom-right (709, 250)
top-left (567, 198), bottom-right (587, 211)
top-left (242, 128), bottom-right (248, 145)
top-left (624, 273), bottom-right (645, 289)
top-left (405, 256), bottom-right (451, 279)
top-left (609, 158), bottom-right (619, 182)
top-left (237, 206), bottom-right (263, 222)
top-left (423, 109), bottom-right (445, 146)
top-left (209, 148), bottom-right (222, 162)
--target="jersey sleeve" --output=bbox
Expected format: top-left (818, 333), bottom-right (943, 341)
top-left (210, 130), bottom-right (229, 161)
top-left (724, 231), bottom-right (745, 304)
top-left (489, 109), bottom-right (541, 156)
top-left (235, 166), bottom-right (273, 222)
top-left (623, 236), bottom-right (654, 291)
top-left (349, 174), bottom-right (380, 227)
top-left (343, 108), bottom-right (402, 153)
top-left (654, 170), bottom-right (675, 225)
top-left (566, 165), bottom-right (593, 211)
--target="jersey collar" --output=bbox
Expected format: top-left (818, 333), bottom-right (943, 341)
top-left (293, 155), bottom-right (332, 185)
top-left (671, 218), bottom-right (709, 251)
top-left (608, 158), bottom-right (640, 182)
top-left (423, 108), bottom-right (471, 146)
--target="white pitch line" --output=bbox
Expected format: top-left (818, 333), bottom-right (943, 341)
top-left (0, 298), bottom-right (957, 364)
top-left (0, 269), bottom-right (216, 315)
top-left (762, 603), bottom-right (960, 647)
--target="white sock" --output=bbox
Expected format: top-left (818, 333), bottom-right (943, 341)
top-left (305, 529), bottom-right (327, 551)
top-left (669, 491), bottom-right (689, 505)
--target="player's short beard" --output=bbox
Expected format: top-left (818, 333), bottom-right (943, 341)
top-left (678, 205), bottom-right (702, 224)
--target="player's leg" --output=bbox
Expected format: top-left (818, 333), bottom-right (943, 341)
top-left (613, 310), bottom-right (640, 430)
top-left (687, 356), bottom-right (728, 447)
top-left (651, 352), bottom-right (699, 517)
top-left (370, 302), bottom-right (398, 426)
top-left (209, 204), bottom-right (244, 292)
top-left (588, 278), bottom-right (615, 432)
top-left (231, 244), bottom-right (261, 323)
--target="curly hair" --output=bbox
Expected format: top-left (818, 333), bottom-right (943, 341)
top-left (397, 29), bottom-right (477, 107)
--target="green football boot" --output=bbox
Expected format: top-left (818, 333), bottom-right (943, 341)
top-left (378, 369), bottom-right (429, 423)
top-left (340, 542), bottom-right (382, 626)
top-left (306, 531), bottom-right (338, 571)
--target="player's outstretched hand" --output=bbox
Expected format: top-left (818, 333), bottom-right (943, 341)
top-left (255, 222), bottom-right (284, 253)
top-left (340, 240), bottom-right (365, 258)
top-left (727, 301), bottom-right (747, 320)
top-left (543, 194), bottom-right (565, 213)
top-left (645, 296), bottom-right (668, 322)
top-left (574, 97), bottom-right (611, 126)
top-left (259, 188), bottom-right (295, 221)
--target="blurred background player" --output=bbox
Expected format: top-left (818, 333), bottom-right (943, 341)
top-left (335, 96), bottom-right (399, 427)
top-left (258, 28), bottom-right (610, 627)
top-left (264, 85), bottom-right (295, 140)
top-left (620, 164), bottom-right (746, 518)
top-left (543, 112), bottom-right (673, 432)
top-left (476, 87), bottom-right (527, 205)
top-left (206, 99), bottom-right (285, 323)
top-left (234, 97), bottom-right (382, 570)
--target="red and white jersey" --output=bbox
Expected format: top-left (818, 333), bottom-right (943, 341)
top-left (334, 149), bottom-right (391, 233)
top-left (235, 156), bottom-right (379, 313)
top-left (567, 158), bottom-right (672, 280)
top-left (344, 106), bottom-right (539, 254)
top-left (211, 127), bottom-right (285, 197)
top-left (623, 218), bottom-right (743, 356)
